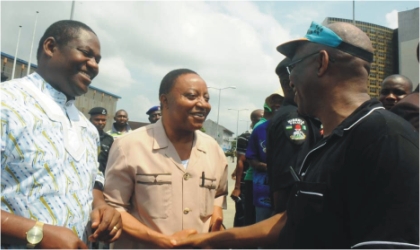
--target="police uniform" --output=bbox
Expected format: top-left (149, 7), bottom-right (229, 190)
top-left (277, 99), bottom-right (419, 248)
top-left (89, 107), bottom-right (114, 175)
top-left (98, 131), bottom-right (114, 174)
top-left (266, 100), bottom-right (322, 213)
top-left (146, 105), bottom-right (161, 124)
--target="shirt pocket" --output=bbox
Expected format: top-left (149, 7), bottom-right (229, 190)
top-left (199, 172), bottom-right (217, 220)
top-left (135, 173), bottom-right (172, 219)
top-left (288, 181), bottom-right (326, 226)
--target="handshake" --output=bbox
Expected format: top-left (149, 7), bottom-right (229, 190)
top-left (159, 217), bottom-right (225, 249)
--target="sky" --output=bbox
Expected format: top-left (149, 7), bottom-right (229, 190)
top-left (1, 0), bottom-right (419, 137)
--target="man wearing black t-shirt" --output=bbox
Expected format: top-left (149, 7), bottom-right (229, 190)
top-left (174, 21), bottom-right (418, 249)
top-left (266, 58), bottom-right (322, 213)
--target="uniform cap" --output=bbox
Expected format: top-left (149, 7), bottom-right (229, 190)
top-left (89, 107), bottom-right (107, 115)
top-left (146, 106), bottom-right (161, 115)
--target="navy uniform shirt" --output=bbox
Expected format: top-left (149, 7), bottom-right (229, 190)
top-left (98, 130), bottom-right (114, 174)
top-left (277, 99), bottom-right (419, 249)
top-left (266, 100), bottom-right (322, 212)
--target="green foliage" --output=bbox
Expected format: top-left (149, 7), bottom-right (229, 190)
top-left (225, 150), bottom-right (234, 157)
top-left (231, 140), bottom-right (236, 149)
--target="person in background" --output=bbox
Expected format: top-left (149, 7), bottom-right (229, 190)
top-left (231, 109), bottom-right (263, 227)
top-left (254, 92), bottom-right (284, 129)
top-left (391, 92), bottom-right (419, 133)
top-left (246, 93), bottom-right (283, 225)
top-left (1, 20), bottom-right (121, 249)
top-left (379, 74), bottom-right (412, 110)
top-left (390, 43), bottom-right (419, 133)
top-left (89, 107), bottom-right (114, 175)
top-left (241, 93), bottom-right (283, 227)
top-left (88, 109), bottom-right (114, 250)
top-left (267, 58), bottom-right (322, 214)
top-left (246, 120), bottom-right (271, 224)
top-left (146, 105), bottom-right (162, 124)
top-left (103, 68), bottom-right (228, 248)
top-left (240, 94), bottom-right (283, 228)
top-left (107, 109), bottom-right (131, 139)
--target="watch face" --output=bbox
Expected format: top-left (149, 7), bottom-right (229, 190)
top-left (27, 227), bottom-right (43, 244)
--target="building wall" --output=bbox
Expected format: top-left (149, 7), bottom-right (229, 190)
top-left (398, 8), bottom-right (419, 89)
top-left (323, 17), bottom-right (397, 98)
top-left (75, 88), bottom-right (119, 132)
top-left (1, 55), bottom-right (36, 80)
top-left (202, 119), bottom-right (234, 151)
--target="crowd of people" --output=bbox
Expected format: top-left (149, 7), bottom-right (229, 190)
top-left (1, 18), bottom-right (418, 249)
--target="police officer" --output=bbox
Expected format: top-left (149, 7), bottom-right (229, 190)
top-left (89, 107), bottom-right (114, 174)
top-left (146, 105), bottom-right (161, 124)
top-left (266, 58), bottom-right (322, 213)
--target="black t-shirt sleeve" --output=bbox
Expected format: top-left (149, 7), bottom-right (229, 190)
top-left (269, 115), bottom-right (311, 193)
top-left (346, 126), bottom-right (419, 248)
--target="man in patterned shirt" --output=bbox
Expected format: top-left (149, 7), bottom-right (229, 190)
top-left (1, 20), bottom-right (121, 249)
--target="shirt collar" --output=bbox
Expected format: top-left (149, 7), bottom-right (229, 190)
top-left (27, 72), bottom-right (82, 123)
top-left (28, 72), bottom-right (70, 106)
top-left (329, 99), bottom-right (384, 138)
top-left (152, 119), bottom-right (206, 153)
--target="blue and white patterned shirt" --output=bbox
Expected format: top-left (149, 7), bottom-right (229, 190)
top-left (1, 73), bottom-right (104, 248)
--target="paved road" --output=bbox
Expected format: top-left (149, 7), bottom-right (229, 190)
top-left (224, 156), bottom-right (237, 229)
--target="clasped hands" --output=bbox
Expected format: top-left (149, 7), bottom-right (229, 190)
top-left (167, 216), bottom-right (223, 249)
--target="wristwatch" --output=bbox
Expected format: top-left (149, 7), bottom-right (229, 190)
top-left (26, 221), bottom-right (44, 248)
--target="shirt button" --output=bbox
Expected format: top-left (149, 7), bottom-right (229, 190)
top-left (183, 208), bottom-right (191, 214)
top-left (183, 173), bottom-right (190, 180)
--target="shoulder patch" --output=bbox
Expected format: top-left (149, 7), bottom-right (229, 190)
top-left (284, 118), bottom-right (308, 144)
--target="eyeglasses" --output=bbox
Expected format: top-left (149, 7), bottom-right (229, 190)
top-left (286, 51), bottom-right (319, 74)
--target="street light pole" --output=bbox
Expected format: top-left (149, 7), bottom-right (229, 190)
top-left (208, 86), bottom-right (236, 141)
top-left (353, 0), bottom-right (355, 25)
top-left (229, 108), bottom-right (248, 149)
top-left (217, 88), bottom-right (222, 130)
top-left (11, 25), bottom-right (22, 80)
top-left (27, 11), bottom-right (39, 76)
top-left (70, 0), bottom-right (76, 20)
top-left (240, 119), bottom-right (250, 131)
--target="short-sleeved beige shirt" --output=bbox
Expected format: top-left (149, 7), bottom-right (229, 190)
top-left (104, 119), bottom-right (228, 248)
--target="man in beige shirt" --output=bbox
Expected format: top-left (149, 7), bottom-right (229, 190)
top-left (104, 68), bottom-right (228, 248)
